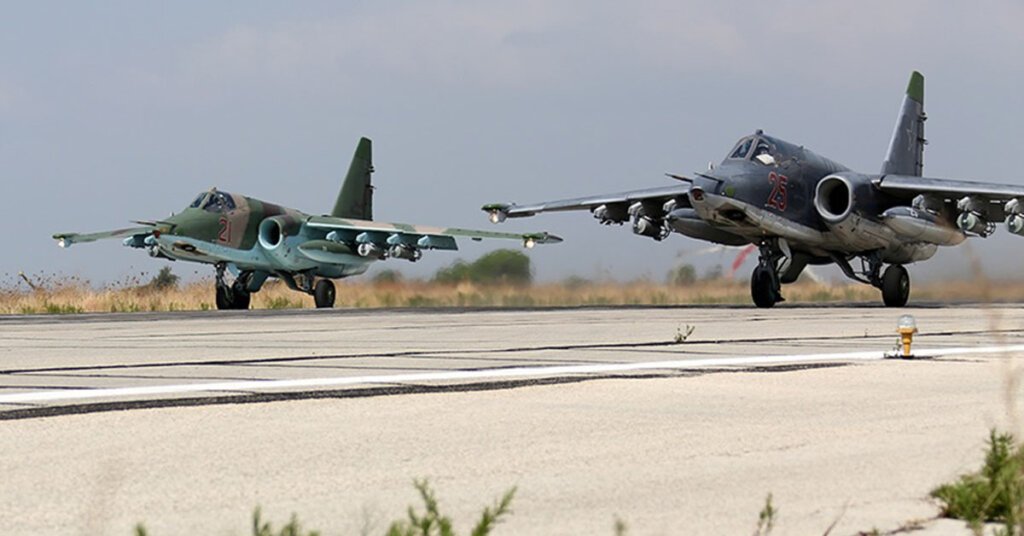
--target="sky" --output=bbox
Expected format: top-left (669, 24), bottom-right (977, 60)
top-left (2, 1), bottom-right (1023, 287)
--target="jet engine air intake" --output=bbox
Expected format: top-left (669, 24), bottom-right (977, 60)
top-left (814, 175), bottom-right (853, 223)
top-left (258, 216), bottom-right (299, 250)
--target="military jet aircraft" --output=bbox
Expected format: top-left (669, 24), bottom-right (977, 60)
top-left (54, 138), bottom-right (561, 309)
top-left (484, 72), bottom-right (1024, 307)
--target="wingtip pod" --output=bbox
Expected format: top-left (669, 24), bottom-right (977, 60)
top-left (482, 203), bottom-right (511, 223)
top-left (521, 232), bottom-right (563, 249)
top-left (52, 234), bottom-right (73, 248)
top-left (482, 203), bottom-right (538, 222)
top-left (907, 71), bottom-right (924, 104)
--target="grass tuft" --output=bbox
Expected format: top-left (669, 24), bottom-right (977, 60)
top-left (386, 479), bottom-right (515, 536)
top-left (753, 493), bottom-right (776, 536)
top-left (252, 507), bottom-right (322, 536)
top-left (133, 480), bottom-right (516, 536)
top-left (673, 324), bottom-right (695, 344)
top-left (931, 430), bottom-right (1024, 532)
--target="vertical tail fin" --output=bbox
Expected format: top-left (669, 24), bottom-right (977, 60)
top-left (881, 71), bottom-right (927, 176)
top-left (331, 137), bottom-right (374, 220)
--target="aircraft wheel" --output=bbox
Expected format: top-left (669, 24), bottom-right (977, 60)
top-left (215, 285), bottom-right (234, 310)
top-left (750, 265), bottom-right (778, 308)
top-left (881, 264), bottom-right (910, 307)
top-left (231, 281), bottom-right (251, 310)
top-left (314, 279), bottom-right (336, 309)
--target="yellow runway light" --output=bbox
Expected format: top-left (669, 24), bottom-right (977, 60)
top-left (897, 314), bottom-right (918, 358)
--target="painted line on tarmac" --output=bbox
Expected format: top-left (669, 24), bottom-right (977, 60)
top-left (2, 344), bottom-right (1023, 405)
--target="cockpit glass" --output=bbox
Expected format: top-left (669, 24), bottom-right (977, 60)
top-left (202, 192), bottom-right (236, 213)
top-left (752, 139), bottom-right (772, 158)
top-left (730, 138), bottom-right (753, 159)
top-left (189, 193), bottom-right (207, 208)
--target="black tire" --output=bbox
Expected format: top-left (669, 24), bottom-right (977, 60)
top-left (314, 279), bottom-right (336, 309)
top-left (881, 264), bottom-right (910, 307)
top-left (231, 281), bottom-right (251, 310)
top-left (215, 285), bottom-right (233, 310)
top-left (750, 266), bottom-right (777, 308)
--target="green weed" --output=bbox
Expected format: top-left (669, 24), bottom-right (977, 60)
top-left (753, 493), bottom-right (776, 536)
top-left (673, 325), bottom-right (695, 344)
top-left (252, 507), bottom-right (322, 536)
top-left (133, 480), bottom-right (514, 536)
top-left (931, 430), bottom-right (1024, 532)
top-left (42, 301), bottom-right (83, 314)
top-left (265, 296), bottom-right (302, 310)
top-left (386, 479), bottom-right (515, 536)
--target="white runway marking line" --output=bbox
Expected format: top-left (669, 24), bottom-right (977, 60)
top-left (2, 344), bottom-right (1024, 405)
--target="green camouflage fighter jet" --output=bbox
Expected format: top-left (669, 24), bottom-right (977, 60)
top-left (53, 138), bottom-right (561, 309)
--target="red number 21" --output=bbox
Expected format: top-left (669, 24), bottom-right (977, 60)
top-left (218, 217), bottom-right (231, 243)
top-left (767, 172), bottom-right (788, 211)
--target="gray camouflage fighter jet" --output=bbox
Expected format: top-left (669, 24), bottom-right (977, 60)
top-left (484, 72), bottom-right (1021, 307)
top-left (54, 138), bottom-right (561, 309)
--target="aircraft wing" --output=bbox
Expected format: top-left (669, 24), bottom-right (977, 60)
top-left (305, 216), bottom-right (562, 250)
top-left (481, 184), bottom-right (692, 223)
top-left (874, 175), bottom-right (1024, 219)
top-left (52, 225), bottom-right (155, 248)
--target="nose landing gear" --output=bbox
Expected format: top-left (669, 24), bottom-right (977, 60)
top-left (750, 239), bottom-right (788, 308)
top-left (214, 263), bottom-right (252, 310)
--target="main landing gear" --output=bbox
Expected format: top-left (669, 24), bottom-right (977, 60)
top-left (313, 279), bottom-right (336, 309)
top-left (277, 272), bottom-right (336, 309)
top-left (880, 264), bottom-right (910, 307)
top-left (750, 242), bottom-right (911, 308)
top-left (213, 265), bottom-right (339, 310)
top-left (832, 253), bottom-right (911, 307)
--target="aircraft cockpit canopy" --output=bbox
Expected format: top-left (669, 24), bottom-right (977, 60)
top-left (729, 137), bottom-right (754, 159)
top-left (188, 192), bottom-right (208, 209)
top-left (728, 136), bottom-right (777, 165)
top-left (188, 190), bottom-right (236, 213)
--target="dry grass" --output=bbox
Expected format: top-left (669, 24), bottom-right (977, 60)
top-left (1, 273), bottom-right (1020, 315)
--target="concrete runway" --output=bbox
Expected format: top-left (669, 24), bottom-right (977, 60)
top-left (1, 306), bottom-right (1023, 534)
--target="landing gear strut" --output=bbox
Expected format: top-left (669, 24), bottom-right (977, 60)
top-left (831, 253), bottom-right (911, 307)
top-left (278, 272), bottom-right (337, 309)
top-left (214, 263), bottom-right (252, 310)
top-left (750, 239), bottom-right (787, 308)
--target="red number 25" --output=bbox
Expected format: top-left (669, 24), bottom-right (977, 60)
top-left (767, 172), bottom-right (788, 211)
